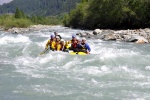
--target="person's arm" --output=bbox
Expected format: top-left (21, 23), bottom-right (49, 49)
top-left (58, 35), bottom-right (62, 39)
top-left (45, 40), bottom-right (50, 49)
top-left (77, 43), bottom-right (81, 49)
top-left (85, 44), bottom-right (91, 52)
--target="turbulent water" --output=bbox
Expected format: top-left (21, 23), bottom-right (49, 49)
top-left (0, 26), bottom-right (150, 100)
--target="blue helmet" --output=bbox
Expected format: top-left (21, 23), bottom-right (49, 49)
top-left (50, 34), bottom-right (54, 38)
top-left (72, 34), bottom-right (76, 38)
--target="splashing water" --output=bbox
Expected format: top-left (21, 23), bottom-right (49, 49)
top-left (0, 26), bottom-right (150, 100)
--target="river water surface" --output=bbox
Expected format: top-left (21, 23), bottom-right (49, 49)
top-left (0, 26), bottom-right (150, 100)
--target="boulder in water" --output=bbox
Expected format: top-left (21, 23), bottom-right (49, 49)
top-left (93, 29), bottom-right (102, 35)
top-left (136, 39), bottom-right (145, 44)
top-left (128, 35), bottom-right (148, 43)
top-left (103, 33), bottom-right (116, 41)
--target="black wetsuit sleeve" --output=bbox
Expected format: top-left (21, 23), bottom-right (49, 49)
top-left (58, 35), bottom-right (62, 39)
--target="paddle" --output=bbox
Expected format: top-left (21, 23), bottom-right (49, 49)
top-left (39, 47), bottom-right (50, 55)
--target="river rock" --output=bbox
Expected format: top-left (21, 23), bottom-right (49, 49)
top-left (103, 33), bottom-right (116, 41)
top-left (0, 26), bottom-right (4, 31)
top-left (127, 35), bottom-right (148, 43)
top-left (113, 34), bottom-right (122, 40)
top-left (77, 32), bottom-right (87, 37)
top-left (77, 31), bottom-right (93, 38)
top-left (144, 28), bottom-right (150, 33)
top-left (93, 29), bottom-right (102, 35)
top-left (7, 28), bottom-right (29, 34)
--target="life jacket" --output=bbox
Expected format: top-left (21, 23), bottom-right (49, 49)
top-left (71, 39), bottom-right (78, 49)
top-left (80, 43), bottom-right (86, 50)
top-left (65, 41), bottom-right (71, 49)
top-left (56, 42), bottom-right (66, 51)
top-left (55, 41), bottom-right (61, 50)
top-left (49, 39), bottom-right (56, 49)
top-left (71, 42), bottom-right (78, 48)
top-left (49, 39), bottom-right (53, 46)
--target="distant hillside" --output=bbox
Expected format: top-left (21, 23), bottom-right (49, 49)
top-left (0, 0), bottom-right (81, 16)
top-left (0, 0), bottom-right (12, 5)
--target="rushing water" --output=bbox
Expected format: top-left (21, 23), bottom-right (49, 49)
top-left (0, 26), bottom-right (150, 100)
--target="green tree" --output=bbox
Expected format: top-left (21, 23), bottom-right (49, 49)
top-left (64, 0), bottom-right (150, 29)
top-left (21, 10), bottom-right (26, 18)
top-left (15, 7), bottom-right (22, 18)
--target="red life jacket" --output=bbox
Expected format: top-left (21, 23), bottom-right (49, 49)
top-left (72, 42), bottom-right (77, 48)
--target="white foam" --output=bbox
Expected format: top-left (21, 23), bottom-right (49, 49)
top-left (15, 56), bottom-right (33, 66)
top-left (39, 54), bottom-right (54, 64)
top-left (0, 35), bottom-right (31, 44)
top-left (15, 57), bottom-right (47, 78)
top-left (0, 52), bottom-right (8, 57)
top-left (12, 90), bottom-right (23, 94)
top-left (115, 66), bottom-right (146, 79)
top-left (81, 66), bottom-right (110, 76)
top-left (91, 78), bottom-right (98, 85)
top-left (63, 61), bottom-right (77, 70)
top-left (37, 41), bottom-right (47, 48)
top-left (145, 66), bottom-right (150, 71)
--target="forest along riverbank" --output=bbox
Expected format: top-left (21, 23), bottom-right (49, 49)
top-left (1, 25), bottom-right (150, 44)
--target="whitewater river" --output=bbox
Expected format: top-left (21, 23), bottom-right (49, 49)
top-left (0, 26), bottom-right (150, 100)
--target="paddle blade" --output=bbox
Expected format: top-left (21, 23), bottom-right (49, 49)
top-left (39, 48), bottom-right (49, 55)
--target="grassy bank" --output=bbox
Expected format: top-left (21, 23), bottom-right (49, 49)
top-left (0, 14), bottom-right (62, 29)
top-left (0, 14), bottom-right (32, 28)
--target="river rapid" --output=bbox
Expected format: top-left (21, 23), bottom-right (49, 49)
top-left (0, 26), bottom-right (150, 100)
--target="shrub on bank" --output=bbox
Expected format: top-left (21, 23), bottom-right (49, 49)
top-left (0, 14), bottom-right (62, 28)
top-left (4, 18), bottom-right (33, 28)
top-left (30, 16), bottom-right (62, 25)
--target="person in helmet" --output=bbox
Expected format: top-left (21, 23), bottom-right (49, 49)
top-left (64, 34), bottom-right (76, 50)
top-left (69, 34), bottom-right (83, 52)
top-left (55, 39), bottom-right (66, 51)
top-left (71, 34), bottom-right (76, 42)
top-left (55, 36), bottom-right (61, 51)
top-left (76, 36), bottom-right (81, 44)
top-left (78, 37), bottom-right (91, 54)
top-left (45, 34), bottom-right (56, 51)
top-left (54, 32), bottom-right (62, 39)
top-left (68, 34), bottom-right (77, 50)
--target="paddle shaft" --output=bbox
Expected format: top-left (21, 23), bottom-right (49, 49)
top-left (40, 47), bottom-right (50, 55)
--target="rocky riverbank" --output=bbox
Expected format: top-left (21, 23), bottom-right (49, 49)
top-left (1, 25), bottom-right (150, 44)
top-left (1, 25), bottom-right (56, 34)
top-left (77, 28), bottom-right (150, 44)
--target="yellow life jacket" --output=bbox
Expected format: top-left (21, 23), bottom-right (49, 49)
top-left (55, 43), bottom-right (60, 51)
top-left (65, 40), bottom-right (71, 49)
top-left (45, 39), bottom-right (56, 49)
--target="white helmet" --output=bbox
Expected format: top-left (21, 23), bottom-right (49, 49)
top-left (61, 39), bottom-right (65, 42)
top-left (82, 37), bottom-right (86, 41)
top-left (76, 36), bottom-right (80, 40)
top-left (56, 36), bottom-right (60, 39)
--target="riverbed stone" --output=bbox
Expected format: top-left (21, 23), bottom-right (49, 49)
top-left (93, 29), bottom-right (102, 35)
top-left (128, 35), bottom-right (148, 43)
top-left (103, 33), bottom-right (116, 41)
